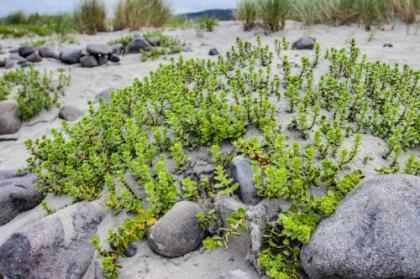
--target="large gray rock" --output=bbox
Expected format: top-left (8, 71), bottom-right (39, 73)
top-left (126, 37), bottom-right (151, 54)
top-left (86, 44), bottom-right (113, 56)
top-left (58, 105), bottom-right (83, 121)
top-left (301, 174), bottom-right (420, 279)
top-left (0, 202), bottom-right (105, 279)
top-left (25, 51), bottom-right (42, 63)
top-left (231, 156), bottom-right (260, 205)
top-left (0, 100), bottom-right (22, 135)
top-left (59, 48), bottom-right (82, 64)
top-left (148, 201), bottom-right (204, 257)
top-left (292, 36), bottom-right (316, 50)
top-left (0, 172), bottom-right (42, 225)
top-left (38, 47), bottom-right (58, 59)
top-left (80, 55), bottom-right (99, 68)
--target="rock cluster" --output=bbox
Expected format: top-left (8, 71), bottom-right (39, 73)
top-left (60, 44), bottom-right (121, 68)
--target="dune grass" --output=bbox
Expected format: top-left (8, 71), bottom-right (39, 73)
top-left (236, 0), bottom-right (258, 31)
top-left (74, 0), bottom-right (107, 34)
top-left (236, 0), bottom-right (420, 32)
top-left (114, 0), bottom-right (171, 31)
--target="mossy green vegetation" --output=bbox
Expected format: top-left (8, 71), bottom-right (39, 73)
top-left (0, 66), bottom-right (71, 120)
top-left (23, 37), bottom-right (419, 278)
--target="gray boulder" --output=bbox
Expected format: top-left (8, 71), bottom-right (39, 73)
top-left (38, 47), bottom-right (58, 59)
top-left (18, 47), bottom-right (35, 58)
top-left (80, 55), bottom-right (99, 68)
top-left (4, 58), bottom-right (15, 69)
top-left (25, 51), bottom-right (42, 63)
top-left (0, 100), bottom-right (22, 135)
top-left (86, 44), bottom-right (113, 56)
top-left (0, 172), bottom-right (43, 226)
top-left (126, 37), bottom-right (151, 54)
top-left (220, 270), bottom-right (257, 279)
top-left (58, 105), bottom-right (83, 121)
top-left (209, 48), bottom-right (219, 56)
top-left (59, 48), bottom-right (82, 64)
top-left (301, 174), bottom-right (420, 279)
top-left (231, 156), bottom-right (260, 205)
top-left (0, 202), bottom-right (105, 279)
top-left (148, 201), bottom-right (204, 257)
top-left (292, 36), bottom-right (316, 50)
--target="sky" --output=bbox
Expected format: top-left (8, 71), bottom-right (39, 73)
top-left (0, 0), bottom-right (237, 17)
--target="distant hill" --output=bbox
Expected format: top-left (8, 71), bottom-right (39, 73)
top-left (180, 9), bottom-right (235, 21)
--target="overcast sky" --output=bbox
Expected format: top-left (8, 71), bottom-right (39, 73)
top-left (0, 0), bottom-right (237, 16)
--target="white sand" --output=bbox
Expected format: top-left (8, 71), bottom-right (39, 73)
top-left (0, 21), bottom-right (419, 278)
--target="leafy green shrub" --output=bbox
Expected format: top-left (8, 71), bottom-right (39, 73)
top-left (0, 66), bottom-right (70, 120)
top-left (74, 0), bottom-right (107, 34)
top-left (23, 37), bottom-right (419, 279)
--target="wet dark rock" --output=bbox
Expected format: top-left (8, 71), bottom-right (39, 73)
top-left (0, 100), bottom-right (22, 135)
top-left (209, 48), bottom-right (219, 56)
top-left (301, 174), bottom-right (420, 279)
top-left (18, 47), bottom-right (35, 58)
top-left (109, 54), bottom-right (120, 63)
top-left (124, 243), bottom-right (138, 257)
top-left (80, 55), bottom-right (99, 68)
top-left (292, 36), bottom-right (316, 50)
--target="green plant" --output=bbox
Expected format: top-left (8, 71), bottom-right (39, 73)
top-left (170, 142), bottom-right (188, 170)
top-left (236, 0), bottom-right (258, 31)
top-left (114, 0), bottom-right (171, 30)
top-left (74, 0), bottom-right (107, 34)
top-left (182, 177), bottom-right (198, 201)
top-left (203, 208), bottom-right (248, 249)
top-left (258, 0), bottom-right (290, 32)
top-left (197, 16), bottom-right (219, 32)
top-left (0, 66), bottom-right (70, 121)
top-left (213, 165), bottom-right (240, 196)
